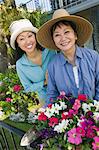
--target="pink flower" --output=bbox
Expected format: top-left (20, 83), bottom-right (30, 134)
top-left (48, 117), bottom-right (58, 127)
top-left (78, 94), bottom-right (87, 101)
top-left (6, 98), bottom-right (12, 102)
top-left (50, 98), bottom-right (54, 103)
top-left (57, 91), bottom-right (66, 99)
top-left (13, 85), bottom-right (21, 92)
top-left (60, 91), bottom-right (66, 96)
top-left (92, 126), bottom-right (99, 132)
top-left (86, 129), bottom-right (96, 138)
top-left (92, 136), bottom-right (99, 150)
top-left (72, 99), bottom-right (81, 110)
top-left (68, 109), bottom-right (75, 118)
top-left (68, 128), bottom-right (82, 145)
top-left (38, 112), bottom-right (48, 121)
top-left (76, 127), bottom-right (85, 137)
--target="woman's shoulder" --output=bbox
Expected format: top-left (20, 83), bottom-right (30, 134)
top-left (48, 52), bottom-right (61, 65)
top-left (44, 48), bottom-right (56, 54)
top-left (79, 46), bottom-right (99, 59)
top-left (16, 54), bottom-right (26, 66)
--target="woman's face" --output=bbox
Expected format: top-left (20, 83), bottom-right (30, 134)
top-left (53, 23), bottom-right (77, 53)
top-left (16, 31), bottom-right (36, 54)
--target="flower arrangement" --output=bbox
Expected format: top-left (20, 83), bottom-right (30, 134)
top-left (0, 67), bottom-right (41, 122)
top-left (21, 92), bottom-right (99, 150)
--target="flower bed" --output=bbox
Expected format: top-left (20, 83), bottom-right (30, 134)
top-left (21, 92), bottom-right (99, 150)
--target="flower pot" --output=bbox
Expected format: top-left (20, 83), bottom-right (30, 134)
top-left (72, 145), bottom-right (82, 150)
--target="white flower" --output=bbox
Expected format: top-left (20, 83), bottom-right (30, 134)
top-left (27, 112), bottom-right (38, 123)
top-left (59, 101), bottom-right (67, 110)
top-left (93, 112), bottom-right (99, 122)
top-left (0, 81), bottom-right (3, 86)
top-left (9, 112), bottom-right (25, 122)
top-left (68, 145), bottom-right (73, 150)
top-left (49, 103), bottom-right (61, 115)
top-left (77, 118), bottom-right (85, 127)
top-left (93, 100), bottom-right (99, 111)
top-left (54, 119), bottom-right (69, 133)
top-left (0, 110), bottom-right (4, 116)
top-left (44, 108), bottom-right (54, 118)
top-left (82, 103), bottom-right (91, 113)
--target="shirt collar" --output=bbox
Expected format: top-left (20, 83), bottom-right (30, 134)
top-left (42, 48), bottom-right (49, 64)
top-left (76, 45), bottom-right (83, 59)
top-left (19, 48), bottom-right (48, 66)
top-left (59, 45), bottom-right (83, 66)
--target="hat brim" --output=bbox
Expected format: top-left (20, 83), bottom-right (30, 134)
top-left (10, 27), bottom-right (38, 50)
top-left (37, 15), bottom-right (93, 50)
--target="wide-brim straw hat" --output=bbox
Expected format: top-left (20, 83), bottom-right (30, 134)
top-left (37, 9), bottom-right (93, 50)
top-left (9, 19), bottom-right (38, 50)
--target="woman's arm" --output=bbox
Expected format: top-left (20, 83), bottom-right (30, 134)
top-left (16, 65), bottom-right (44, 92)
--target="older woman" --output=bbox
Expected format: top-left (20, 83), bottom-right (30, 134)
top-left (9, 19), bottom-right (56, 105)
top-left (37, 9), bottom-right (99, 103)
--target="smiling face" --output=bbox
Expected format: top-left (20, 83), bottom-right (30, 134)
top-left (16, 31), bottom-right (37, 55)
top-left (52, 22), bottom-right (77, 55)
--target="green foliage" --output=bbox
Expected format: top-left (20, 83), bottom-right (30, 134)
top-left (0, 67), bottom-right (40, 121)
top-left (0, 0), bottom-right (48, 56)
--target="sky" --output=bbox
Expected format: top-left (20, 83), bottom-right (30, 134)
top-left (15, 0), bottom-right (29, 6)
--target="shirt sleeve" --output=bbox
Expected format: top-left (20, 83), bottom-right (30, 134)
top-left (16, 64), bottom-right (44, 92)
top-left (46, 62), bottom-right (59, 104)
top-left (94, 54), bottom-right (99, 100)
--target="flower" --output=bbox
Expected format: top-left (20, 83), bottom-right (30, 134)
top-left (0, 83), bottom-right (40, 122)
top-left (68, 128), bottom-right (82, 145)
top-left (13, 85), bottom-right (21, 92)
top-left (21, 92), bottom-right (99, 149)
top-left (6, 97), bottom-right (12, 102)
top-left (0, 67), bottom-right (41, 122)
top-left (78, 94), bottom-right (87, 101)
top-left (92, 136), bottom-right (99, 150)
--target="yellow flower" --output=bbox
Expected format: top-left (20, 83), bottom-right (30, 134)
top-left (28, 103), bottom-right (43, 113)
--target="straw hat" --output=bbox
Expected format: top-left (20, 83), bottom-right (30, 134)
top-left (9, 19), bottom-right (38, 50)
top-left (37, 9), bottom-right (93, 50)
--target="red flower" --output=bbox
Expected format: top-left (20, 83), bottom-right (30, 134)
top-left (47, 104), bottom-right (52, 109)
top-left (48, 117), bottom-right (58, 127)
top-left (13, 85), bottom-right (21, 92)
top-left (62, 112), bottom-right (68, 119)
top-left (78, 94), bottom-right (87, 101)
top-left (38, 112), bottom-right (47, 121)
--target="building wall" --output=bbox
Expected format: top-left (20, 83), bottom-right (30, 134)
top-left (75, 5), bottom-right (99, 52)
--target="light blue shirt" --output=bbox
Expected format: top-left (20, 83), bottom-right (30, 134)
top-left (16, 48), bottom-right (56, 103)
top-left (47, 46), bottom-right (99, 103)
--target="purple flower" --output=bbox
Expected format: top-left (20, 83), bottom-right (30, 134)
top-left (40, 128), bottom-right (57, 139)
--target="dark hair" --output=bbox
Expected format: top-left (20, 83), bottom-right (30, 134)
top-left (15, 32), bottom-right (44, 61)
top-left (51, 20), bottom-right (77, 37)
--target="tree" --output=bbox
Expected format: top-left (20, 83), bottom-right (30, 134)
top-left (0, 0), bottom-right (48, 63)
